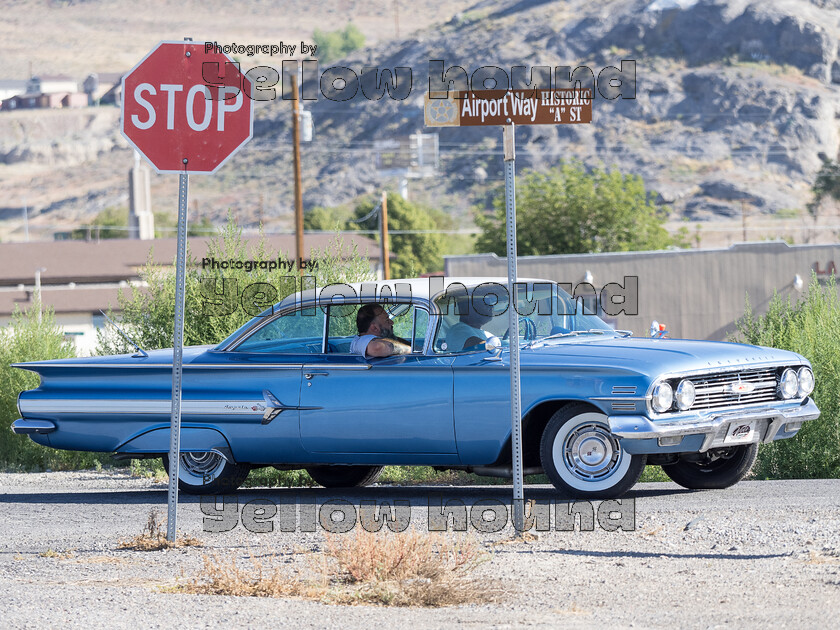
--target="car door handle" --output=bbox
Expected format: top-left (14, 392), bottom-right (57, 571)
top-left (304, 371), bottom-right (329, 379)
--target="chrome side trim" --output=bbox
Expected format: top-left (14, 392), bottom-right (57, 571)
top-left (261, 389), bottom-right (321, 424)
top-left (12, 363), bottom-right (303, 370)
top-left (18, 399), bottom-right (272, 416)
top-left (591, 396), bottom-right (648, 402)
top-left (11, 419), bottom-right (56, 434)
top-left (301, 364), bottom-right (372, 371)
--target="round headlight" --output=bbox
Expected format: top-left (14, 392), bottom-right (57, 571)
top-left (651, 381), bottom-right (674, 413)
top-left (675, 379), bottom-right (696, 410)
top-left (797, 367), bottom-right (814, 397)
top-left (780, 368), bottom-right (798, 399)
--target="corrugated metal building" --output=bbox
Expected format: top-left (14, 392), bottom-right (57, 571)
top-left (445, 241), bottom-right (840, 340)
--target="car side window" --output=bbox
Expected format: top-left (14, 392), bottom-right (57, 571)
top-left (233, 307), bottom-right (325, 353)
top-left (326, 304), bottom-right (428, 354)
top-left (326, 304), bottom-right (358, 354)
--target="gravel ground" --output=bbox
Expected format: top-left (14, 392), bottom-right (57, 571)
top-left (1, 471), bottom-right (839, 629)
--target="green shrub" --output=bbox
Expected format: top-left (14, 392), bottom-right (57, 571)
top-left (0, 302), bottom-right (111, 470)
top-left (733, 274), bottom-right (840, 479)
top-left (97, 213), bottom-right (374, 353)
top-left (312, 24), bottom-right (365, 62)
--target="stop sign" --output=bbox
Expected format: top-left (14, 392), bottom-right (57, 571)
top-left (121, 41), bottom-right (254, 174)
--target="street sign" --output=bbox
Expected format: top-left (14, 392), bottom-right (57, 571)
top-left (424, 89), bottom-right (592, 127)
top-left (121, 41), bottom-right (254, 174)
top-left (425, 85), bottom-right (593, 536)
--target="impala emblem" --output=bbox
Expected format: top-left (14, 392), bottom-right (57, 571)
top-left (727, 381), bottom-right (755, 394)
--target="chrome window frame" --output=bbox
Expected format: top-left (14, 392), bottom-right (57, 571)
top-left (220, 296), bottom-right (438, 356)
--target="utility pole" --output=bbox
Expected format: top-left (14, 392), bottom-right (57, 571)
top-left (292, 73), bottom-right (304, 274)
top-left (22, 199), bottom-right (29, 242)
top-left (741, 200), bottom-right (748, 241)
top-left (34, 267), bottom-right (45, 322)
top-left (380, 191), bottom-right (390, 280)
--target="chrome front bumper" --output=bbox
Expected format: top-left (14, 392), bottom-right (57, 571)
top-left (608, 398), bottom-right (820, 453)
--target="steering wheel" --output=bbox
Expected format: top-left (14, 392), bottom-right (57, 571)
top-left (502, 317), bottom-right (537, 341)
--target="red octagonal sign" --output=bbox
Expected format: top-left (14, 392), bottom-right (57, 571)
top-left (121, 41), bottom-right (254, 174)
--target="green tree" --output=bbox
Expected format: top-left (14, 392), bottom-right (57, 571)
top-left (733, 274), bottom-right (840, 479)
top-left (312, 24), bottom-right (365, 62)
top-left (70, 207), bottom-right (214, 240)
top-left (0, 302), bottom-right (103, 470)
top-left (70, 206), bottom-right (128, 240)
top-left (351, 195), bottom-right (445, 277)
top-left (807, 153), bottom-right (840, 222)
top-left (474, 163), bottom-right (674, 255)
top-left (304, 205), bottom-right (354, 232)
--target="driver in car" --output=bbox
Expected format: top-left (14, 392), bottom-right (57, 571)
top-left (446, 299), bottom-right (494, 351)
top-left (350, 303), bottom-right (412, 357)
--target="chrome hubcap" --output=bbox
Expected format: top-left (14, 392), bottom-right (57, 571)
top-left (564, 423), bottom-right (620, 481)
top-left (179, 452), bottom-right (223, 476)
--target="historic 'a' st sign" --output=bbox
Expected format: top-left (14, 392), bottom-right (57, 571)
top-left (121, 41), bottom-right (254, 174)
top-left (424, 89), bottom-right (592, 127)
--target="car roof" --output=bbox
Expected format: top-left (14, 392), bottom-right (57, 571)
top-left (270, 276), bottom-right (556, 310)
top-left (214, 276), bottom-right (556, 350)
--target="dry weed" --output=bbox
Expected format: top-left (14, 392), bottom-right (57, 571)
top-left (39, 548), bottom-right (75, 559)
top-left (805, 550), bottom-right (840, 565)
top-left (117, 510), bottom-right (201, 551)
top-left (176, 529), bottom-right (502, 607)
top-left (174, 552), bottom-right (321, 598)
top-left (322, 528), bottom-right (499, 606)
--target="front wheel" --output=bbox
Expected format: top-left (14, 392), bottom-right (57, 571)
top-left (540, 404), bottom-right (645, 499)
top-left (306, 465), bottom-right (384, 488)
top-left (661, 443), bottom-right (758, 490)
top-left (162, 452), bottom-right (251, 495)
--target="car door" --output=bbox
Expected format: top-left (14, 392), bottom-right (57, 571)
top-left (298, 304), bottom-right (457, 459)
top-left (216, 305), bottom-right (325, 463)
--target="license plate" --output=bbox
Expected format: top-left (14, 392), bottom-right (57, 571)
top-left (724, 420), bottom-right (756, 444)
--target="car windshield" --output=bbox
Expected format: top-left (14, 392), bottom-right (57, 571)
top-left (432, 282), bottom-right (616, 353)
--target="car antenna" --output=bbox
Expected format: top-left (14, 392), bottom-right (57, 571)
top-left (99, 310), bottom-right (149, 357)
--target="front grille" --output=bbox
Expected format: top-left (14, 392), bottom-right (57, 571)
top-left (686, 367), bottom-right (779, 410)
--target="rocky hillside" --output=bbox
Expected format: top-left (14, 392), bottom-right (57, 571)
top-left (2, 0), bottom-right (840, 240)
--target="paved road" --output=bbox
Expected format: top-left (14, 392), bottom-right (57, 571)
top-left (1, 471), bottom-right (838, 629)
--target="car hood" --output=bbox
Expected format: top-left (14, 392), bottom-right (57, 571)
top-left (521, 336), bottom-right (806, 379)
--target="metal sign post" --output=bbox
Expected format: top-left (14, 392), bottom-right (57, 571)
top-left (503, 123), bottom-right (525, 533)
top-left (166, 170), bottom-right (189, 542)
top-left (425, 87), bottom-right (592, 535)
top-left (121, 40), bottom-right (255, 542)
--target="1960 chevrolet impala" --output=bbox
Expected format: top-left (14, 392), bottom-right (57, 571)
top-left (12, 278), bottom-right (819, 498)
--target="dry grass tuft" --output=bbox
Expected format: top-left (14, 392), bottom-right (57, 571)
top-left (805, 550), bottom-right (840, 565)
top-left (117, 510), bottom-right (201, 551)
top-left (176, 529), bottom-right (501, 607)
top-left (323, 528), bottom-right (496, 606)
top-left (39, 548), bottom-right (75, 559)
top-left (175, 552), bottom-right (322, 599)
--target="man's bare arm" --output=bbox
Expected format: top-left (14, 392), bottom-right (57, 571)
top-left (366, 337), bottom-right (412, 357)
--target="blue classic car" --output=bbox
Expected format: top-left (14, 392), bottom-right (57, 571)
top-left (12, 278), bottom-right (819, 498)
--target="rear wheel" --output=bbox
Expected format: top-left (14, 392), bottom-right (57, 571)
top-left (306, 465), bottom-right (384, 488)
top-left (662, 444), bottom-right (758, 490)
top-left (540, 404), bottom-right (645, 499)
top-left (162, 452), bottom-right (251, 495)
